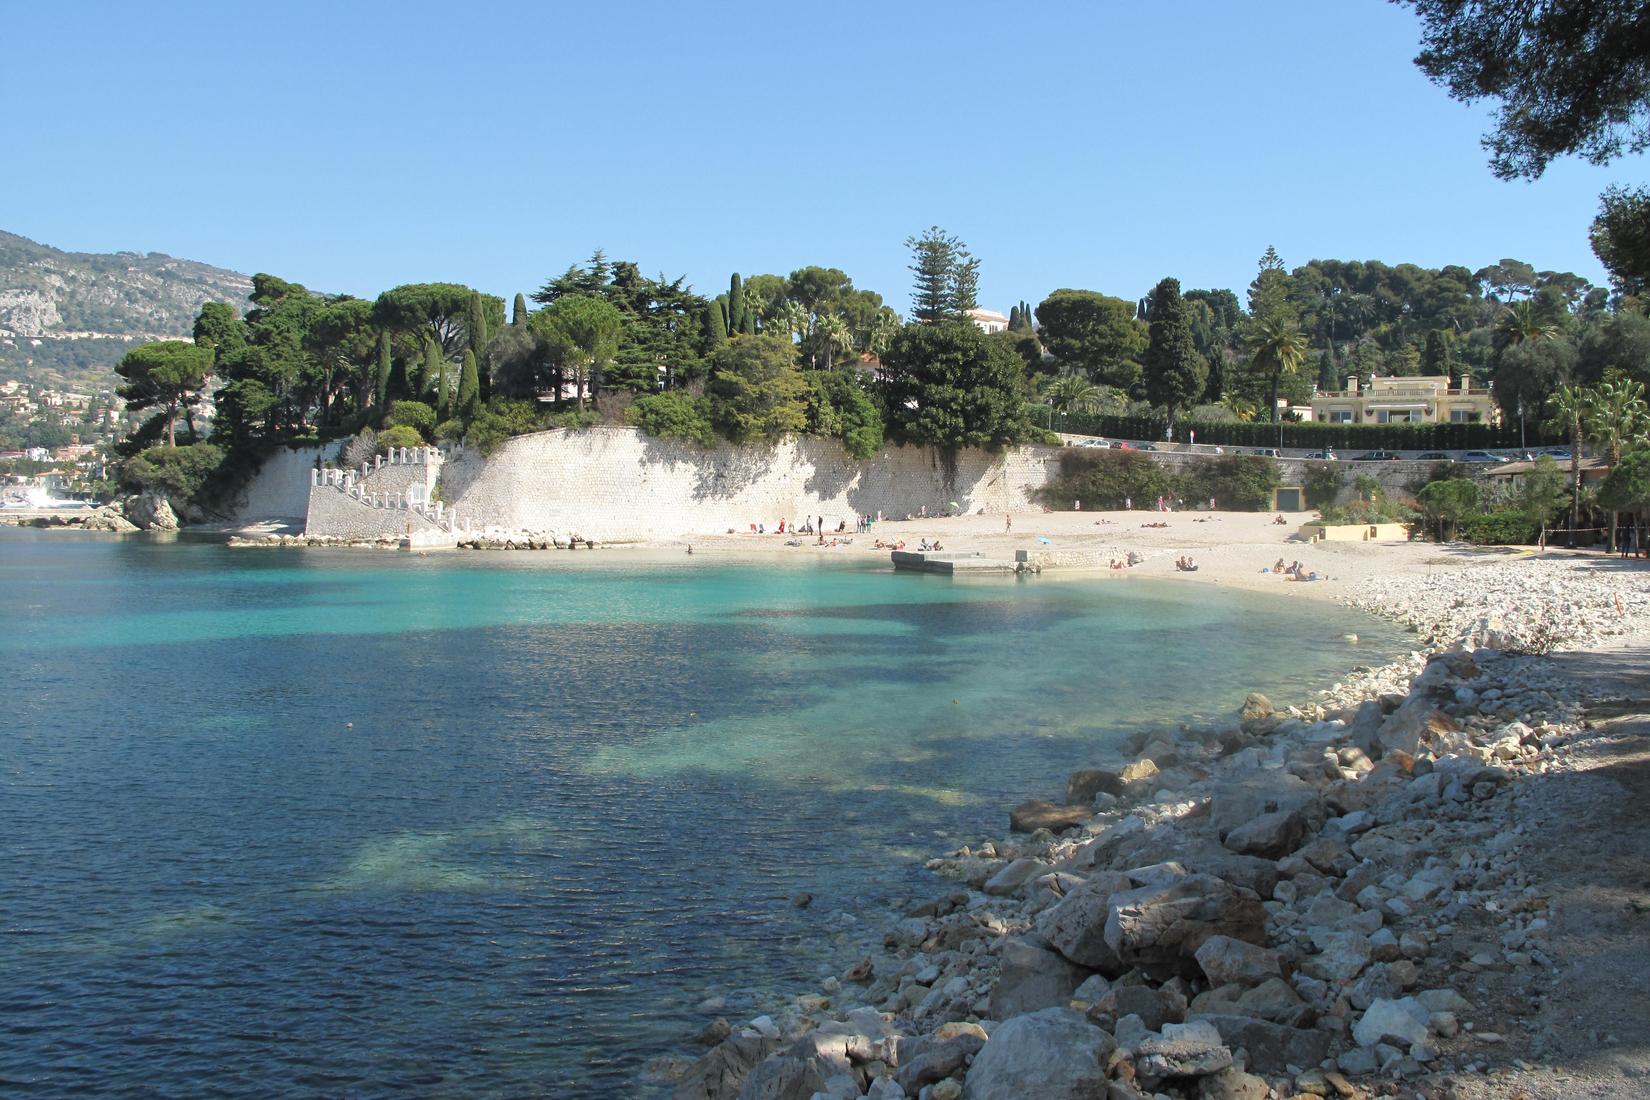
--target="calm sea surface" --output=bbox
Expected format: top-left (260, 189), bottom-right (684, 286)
top-left (0, 532), bottom-right (1401, 1098)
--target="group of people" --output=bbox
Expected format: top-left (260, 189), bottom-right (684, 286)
top-left (917, 538), bottom-right (945, 552)
top-left (1268, 558), bottom-right (1321, 582)
top-left (1174, 555), bottom-right (1199, 572)
top-left (755, 514), bottom-right (875, 537)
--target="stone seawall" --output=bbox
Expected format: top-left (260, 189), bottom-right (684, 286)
top-left (436, 428), bottom-right (1064, 539)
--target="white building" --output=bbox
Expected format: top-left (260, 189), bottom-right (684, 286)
top-left (965, 308), bottom-right (1009, 335)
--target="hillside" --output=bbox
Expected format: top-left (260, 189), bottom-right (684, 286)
top-left (0, 230), bottom-right (252, 391)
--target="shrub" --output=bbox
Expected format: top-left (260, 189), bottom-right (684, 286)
top-left (340, 429), bottom-right (378, 469)
top-left (547, 408), bottom-right (601, 431)
top-left (384, 400), bottom-right (436, 438)
top-left (1461, 510), bottom-right (1538, 545)
top-left (119, 442), bottom-right (226, 502)
top-left (433, 418), bottom-right (465, 443)
top-left (1302, 462), bottom-right (1343, 509)
top-left (376, 425), bottom-right (425, 453)
top-left (630, 391), bottom-right (716, 447)
top-left (470, 398), bottom-right (549, 455)
top-left (1417, 478), bottom-right (1480, 540)
top-left (807, 369), bottom-right (885, 458)
top-left (1034, 449), bottom-right (1175, 510)
top-left (1179, 456), bottom-right (1281, 511)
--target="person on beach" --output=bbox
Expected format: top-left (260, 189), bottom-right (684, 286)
top-left (1125, 497), bottom-right (1132, 510)
top-left (1005, 514), bottom-right (1012, 532)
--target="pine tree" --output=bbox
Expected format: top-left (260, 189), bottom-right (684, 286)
top-left (952, 250), bottom-right (980, 313)
top-left (512, 293), bottom-right (528, 327)
top-left (457, 349), bottom-right (480, 423)
top-left (906, 226), bottom-right (963, 323)
top-left (705, 299), bottom-right (727, 346)
top-left (375, 331), bottom-right (392, 411)
top-left (1143, 277), bottom-right (1207, 426)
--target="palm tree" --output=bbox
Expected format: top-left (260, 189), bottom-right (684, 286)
top-left (1583, 378), bottom-right (1650, 551)
top-left (1045, 373), bottom-right (1103, 415)
top-left (814, 312), bottom-right (855, 369)
top-left (864, 310), bottom-right (901, 360)
top-left (1224, 395), bottom-right (1258, 422)
top-left (1493, 300), bottom-right (1559, 352)
top-left (1545, 385), bottom-right (1589, 544)
top-left (1250, 317), bottom-right (1308, 422)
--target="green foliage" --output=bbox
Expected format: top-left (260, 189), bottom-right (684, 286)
top-left (704, 298), bottom-right (727, 345)
top-left (530, 294), bottom-right (624, 407)
top-left (376, 425), bottom-right (424, 452)
top-left (1179, 456), bottom-right (1282, 510)
top-left (114, 340), bottom-right (213, 446)
top-left (375, 332), bottom-right (392, 412)
top-left (1599, 447), bottom-right (1650, 513)
top-left (1034, 289), bottom-right (1147, 389)
top-left (457, 350), bottom-right (481, 423)
top-left (1303, 462), bottom-right (1344, 509)
top-left (1049, 410), bottom-right (1546, 451)
top-left (1034, 449), bottom-right (1175, 510)
top-left (546, 408), bottom-right (601, 431)
top-left (384, 400), bottom-right (436, 439)
top-left (1460, 510), bottom-right (1540, 545)
top-left (512, 293), bottom-right (529, 327)
top-left (806, 369), bottom-right (885, 458)
top-left (460, 398), bottom-right (548, 456)
top-left (1417, 478), bottom-right (1481, 539)
top-left (629, 391), bottom-right (716, 447)
top-left (372, 283), bottom-right (500, 359)
top-left (905, 227), bottom-right (976, 324)
top-left (1142, 278), bottom-right (1207, 423)
top-left (119, 442), bottom-right (225, 500)
top-left (707, 334), bottom-right (809, 443)
top-left (878, 322), bottom-right (1034, 451)
top-left (433, 418), bottom-right (465, 443)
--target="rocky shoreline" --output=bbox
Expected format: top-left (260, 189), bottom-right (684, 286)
top-left (657, 555), bottom-right (1650, 1100)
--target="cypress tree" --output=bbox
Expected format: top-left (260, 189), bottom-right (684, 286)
top-left (512, 293), bottom-right (528, 327)
top-left (467, 293), bottom-right (490, 358)
top-left (457, 349), bottom-right (480, 423)
top-left (729, 274), bottom-right (745, 334)
top-left (1422, 329), bottom-right (1454, 381)
top-left (1142, 277), bottom-right (1207, 427)
top-left (715, 294), bottom-right (730, 335)
top-left (375, 331), bottom-right (392, 411)
top-left (1008, 305), bottom-right (1020, 330)
top-left (705, 299), bottom-right (727, 345)
top-left (423, 338), bottom-right (445, 413)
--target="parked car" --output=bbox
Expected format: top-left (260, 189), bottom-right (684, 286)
top-left (1073, 438), bottom-right (1110, 449)
top-left (1461, 450), bottom-right (1511, 463)
top-left (1116, 441), bottom-right (1136, 450)
top-left (1250, 447), bottom-right (1282, 458)
top-left (1353, 450), bottom-right (1401, 461)
top-left (1542, 448), bottom-right (1573, 459)
top-left (1303, 450), bottom-right (1339, 461)
top-left (1415, 452), bottom-right (1450, 461)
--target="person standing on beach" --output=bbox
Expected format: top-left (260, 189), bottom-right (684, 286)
top-left (1005, 514), bottom-right (1012, 532)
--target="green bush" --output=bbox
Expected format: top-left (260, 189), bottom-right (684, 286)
top-left (1053, 411), bottom-right (1552, 451)
top-left (547, 408), bottom-right (601, 431)
top-left (384, 400), bottom-right (436, 439)
top-left (1302, 462), bottom-right (1344, 509)
top-left (119, 442), bottom-right (225, 502)
top-left (1034, 449), bottom-right (1175, 510)
top-left (806, 369), bottom-right (885, 459)
top-left (1417, 478), bottom-right (1480, 540)
top-left (630, 391), bottom-right (716, 447)
top-left (376, 425), bottom-right (424, 452)
top-left (1461, 510), bottom-right (1538, 545)
top-left (433, 418), bottom-right (465, 443)
top-left (1178, 456), bottom-right (1281, 511)
top-left (470, 399), bottom-right (549, 455)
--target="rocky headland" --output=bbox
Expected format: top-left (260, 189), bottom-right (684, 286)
top-left (657, 555), bottom-right (1650, 1100)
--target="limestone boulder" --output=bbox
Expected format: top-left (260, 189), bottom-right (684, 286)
top-left (1221, 809), bottom-right (1307, 859)
top-left (1208, 774), bottom-right (1321, 839)
top-left (1352, 996), bottom-right (1431, 1052)
top-left (1010, 800), bottom-right (1091, 834)
top-left (989, 937), bottom-right (1090, 1019)
top-left (1036, 872), bottom-right (1132, 971)
top-left (1103, 874), bottom-right (1268, 979)
top-left (963, 1007), bottom-right (1112, 1100)
top-left (1193, 935), bottom-right (1284, 989)
top-left (1187, 1014), bottom-right (1331, 1075)
top-left (124, 491), bottom-right (180, 531)
top-left (674, 1036), bottom-right (780, 1100)
top-left (1131, 1020), bottom-right (1233, 1078)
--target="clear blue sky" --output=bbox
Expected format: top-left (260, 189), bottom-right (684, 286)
top-left (4, 1), bottom-right (1638, 314)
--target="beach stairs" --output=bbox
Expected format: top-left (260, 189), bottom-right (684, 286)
top-left (303, 446), bottom-right (468, 546)
top-left (891, 549), bottom-right (1023, 574)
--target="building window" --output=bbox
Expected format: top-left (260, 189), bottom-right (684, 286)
top-left (1327, 409), bottom-right (1353, 423)
top-left (1449, 410), bottom-right (1480, 423)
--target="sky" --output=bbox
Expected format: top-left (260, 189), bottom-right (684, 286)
top-left (4, 1), bottom-right (1641, 315)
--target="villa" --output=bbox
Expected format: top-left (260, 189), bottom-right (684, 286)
top-left (1308, 375), bottom-right (1500, 425)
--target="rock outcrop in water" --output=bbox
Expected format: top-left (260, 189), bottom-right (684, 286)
top-left (660, 557), bottom-right (1650, 1100)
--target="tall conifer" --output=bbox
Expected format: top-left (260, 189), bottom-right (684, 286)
top-left (512, 293), bottom-right (528, 327)
top-left (457, 349), bottom-right (480, 422)
top-left (1143, 277), bottom-right (1207, 427)
top-left (375, 331), bottom-right (392, 411)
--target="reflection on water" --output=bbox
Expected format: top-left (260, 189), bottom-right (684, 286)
top-left (0, 532), bottom-right (1401, 1098)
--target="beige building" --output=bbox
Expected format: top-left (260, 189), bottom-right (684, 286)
top-left (965, 308), bottom-right (1009, 334)
top-left (1309, 375), bottom-right (1500, 425)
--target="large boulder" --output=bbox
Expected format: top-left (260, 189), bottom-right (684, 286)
top-left (1066, 767), bottom-right (1125, 805)
top-left (1197, 1066), bottom-right (1270, 1100)
top-left (1352, 996), bottom-right (1431, 1052)
top-left (1035, 872), bottom-right (1132, 971)
top-left (1188, 1014), bottom-right (1331, 1075)
top-left (124, 491), bottom-right (179, 531)
top-left (735, 1055), bottom-right (827, 1100)
top-left (896, 1032), bottom-right (986, 1094)
top-left (982, 858), bottom-right (1045, 897)
top-left (1131, 1020), bottom-right (1233, 1078)
top-left (1220, 809), bottom-right (1307, 859)
top-left (1103, 874), bottom-right (1268, 979)
top-left (1375, 697), bottom-right (1462, 758)
top-left (1208, 774), bottom-right (1321, 839)
top-left (964, 1008), bottom-right (1112, 1100)
top-left (674, 1036), bottom-right (780, 1100)
top-left (1194, 936), bottom-right (1284, 988)
top-left (1010, 800), bottom-right (1091, 834)
top-left (989, 937), bottom-right (1091, 1019)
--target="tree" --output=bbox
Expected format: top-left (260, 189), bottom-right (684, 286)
top-left (1045, 373), bottom-right (1103, 415)
top-left (704, 298), bottom-right (728, 346)
top-left (1591, 184), bottom-right (1650, 298)
top-left (512, 293), bottom-right (529, 327)
top-left (1494, 337), bottom-right (1577, 419)
top-left (878, 321), bottom-right (1033, 451)
top-left (1546, 385), bottom-right (1590, 541)
top-left (706, 334), bottom-right (809, 442)
top-left (115, 341), bottom-right (213, 447)
top-left (1034, 290), bottom-right (1148, 389)
top-left (1401, 0), bottom-right (1650, 179)
top-left (1583, 377), bottom-right (1650, 549)
top-left (375, 331), bottom-right (393, 412)
top-left (1418, 478), bottom-right (1481, 540)
top-left (1494, 299), bottom-right (1561, 351)
top-left (1578, 310), bottom-right (1650, 387)
top-left (729, 273), bottom-right (747, 335)
top-left (372, 283), bottom-right (499, 359)
top-left (1422, 329), bottom-right (1454, 378)
top-left (457, 349), bottom-right (481, 424)
top-left (1248, 317), bottom-right (1308, 422)
top-left (530, 295), bottom-right (624, 409)
top-left (1142, 277), bottom-right (1208, 426)
top-left (1597, 447), bottom-right (1650, 546)
top-left (905, 226), bottom-right (976, 323)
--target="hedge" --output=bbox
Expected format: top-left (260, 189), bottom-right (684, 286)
top-left (1039, 409), bottom-right (1555, 452)
top-left (1034, 450), bottom-right (1280, 511)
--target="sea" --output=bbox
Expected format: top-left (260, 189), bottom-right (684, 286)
top-left (0, 531), bottom-right (1401, 1098)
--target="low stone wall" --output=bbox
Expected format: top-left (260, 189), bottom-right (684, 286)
top-left (1302, 522), bottom-right (1413, 542)
top-left (304, 486), bottom-right (449, 541)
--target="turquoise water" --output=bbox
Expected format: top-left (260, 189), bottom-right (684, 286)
top-left (0, 532), bottom-right (1399, 1097)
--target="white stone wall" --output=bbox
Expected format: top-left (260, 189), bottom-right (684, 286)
top-left (304, 485), bottom-right (449, 540)
top-left (230, 443), bottom-right (340, 521)
top-left (437, 427), bottom-right (1063, 538)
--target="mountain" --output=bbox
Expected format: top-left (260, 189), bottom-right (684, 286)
top-left (0, 230), bottom-right (253, 391)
